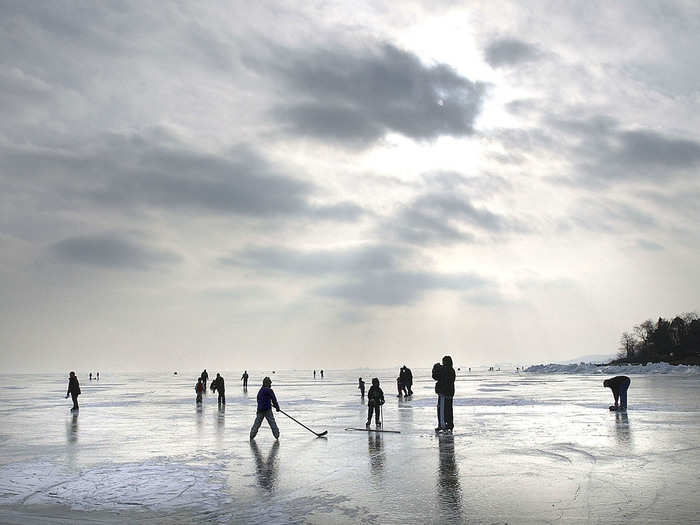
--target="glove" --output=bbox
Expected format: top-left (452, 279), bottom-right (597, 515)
top-left (275, 407), bottom-right (280, 412)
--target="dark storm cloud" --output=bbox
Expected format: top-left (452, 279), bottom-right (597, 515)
top-left (484, 38), bottom-right (541, 67)
top-left (316, 270), bottom-right (487, 306)
top-left (564, 197), bottom-right (657, 233)
top-left (222, 242), bottom-right (491, 306)
top-left (501, 114), bottom-right (700, 185)
top-left (252, 42), bottom-right (485, 146)
top-left (0, 131), bottom-right (364, 222)
top-left (635, 239), bottom-right (664, 251)
top-left (601, 130), bottom-right (700, 172)
top-left (51, 233), bottom-right (181, 270)
top-left (222, 244), bottom-right (403, 275)
top-left (379, 172), bottom-right (527, 245)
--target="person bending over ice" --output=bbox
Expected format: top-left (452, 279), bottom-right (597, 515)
top-left (604, 375), bottom-right (631, 411)
top-left (250, 377), bottom-right (280, 440)
top-left (366, 378), bottom-right (384, 427)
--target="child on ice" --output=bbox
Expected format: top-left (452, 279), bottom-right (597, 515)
top-left (366, 378), bottom-right (384, 427)
top-left (358, 377), bottom-right (365, 397)
top-left (250, 377), bottom-right (281, 440)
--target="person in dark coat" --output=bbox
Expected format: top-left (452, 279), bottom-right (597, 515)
top-left (403, 366), bottom-right (413, 396)
top-left (210, 373), bottom-right (225, 405)
top-left (604, 376), bottom-right (631, 411)
top-left (195, 378), bottom-right (204, 404)
top-left (358, 377), bottom-right (366, 398)
top-left (66, 371), bottom-right (81, 411)
top-left (200, 369), bottom-right (209, 390)
top-left (433, 356), bottom-right (456, 433)
top-left (250, 377), bottom-right (280, 440)
top-left (366, 378), bottom-right (385, 427)
top-left (241, 370), bottom-right (249, 388)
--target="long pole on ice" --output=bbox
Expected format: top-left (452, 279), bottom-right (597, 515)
top-left (279, 409), bottom-right (328, 437)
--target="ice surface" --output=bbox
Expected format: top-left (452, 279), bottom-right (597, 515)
top-left (1, 369), bottom-right (699, 523)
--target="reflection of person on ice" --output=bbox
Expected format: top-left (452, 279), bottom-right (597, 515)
top-left (250, 377), bottom-right (280, 440)
top-left (358, 377), bottom-right (365, 397)
top-left (366, 378), bottom-right (384, 427)
top-left (433, 355), bottom-right (455, 433)
top-left (66, 371), bottom-right (81, 411)
top-left (604, 376), bottom-right (631, 411)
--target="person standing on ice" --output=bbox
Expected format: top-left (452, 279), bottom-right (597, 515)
top-left (403, 366), bottom-right (413, 396)
top-left (250, 377), bottom-right (280, 440)
top-left (200, 369), bottom-right (209, 390)
top-left (358, 377), bottom-right (366, 398)
top-left (195, 377), bottom-right (204, 404)
top-left (433, 355), bottom-right (456, 433)
top-left (241, 370), bottom-right (249, 388)
top-left (211, 373), bottom-right (225, 405)
top-left (366, 378), bottom-right (385, 427)
top-left (604, 376), bottom-right (631, 411)
top-left (66, 371), bottom-right (81, 411)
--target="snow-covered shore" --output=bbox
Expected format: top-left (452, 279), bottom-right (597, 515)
top-left (525, 361), bottom-right (700, 375)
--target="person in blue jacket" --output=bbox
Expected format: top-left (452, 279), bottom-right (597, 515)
top-left (250, 377), bottom-right (280, 440)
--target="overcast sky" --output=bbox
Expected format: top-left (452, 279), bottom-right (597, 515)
top-left (1, 1), bottom-right (699, 372)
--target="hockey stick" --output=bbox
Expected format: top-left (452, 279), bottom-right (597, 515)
top-left (279, 409), bottom-right (328, 437)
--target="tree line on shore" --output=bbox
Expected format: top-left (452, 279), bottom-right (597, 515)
top-left (612, 312), bottom-right (700, 365)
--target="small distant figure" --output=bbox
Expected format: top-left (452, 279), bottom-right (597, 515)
top-left (89, 372), bottom-right (93, 381)
top-left (241, 370), bottom-right (249, 388)
top-left (358, 377), bottom-right (365, 397)
top-left (366, 378), bottom-right (384, 427)
top-left (396, 375), bottom-right (403, 398)
top-left (66, 371), bottom-right (81, 411)
top-left (174, 371), bottom-right (178, 375)
top-left (468, 367), bottom-right (471, 372)
top-left (211, 373), bottom-right (226, 405)
top-left (195, 378), bottom-right (204, 404)
top-left (433, 355), bottom-right (456, 433)
top-left (320, 370), bottom-right (324, 379)
top-left (250, 377), bottom-right (280, 440)
top-left (313, 370), bottom-right (316, 379)
top-left (96, 372), bottom-right (100, 380)
top-left (604, 376), bottom-right (631, 411)
top-left (200, 369), bottom-right (209, 390)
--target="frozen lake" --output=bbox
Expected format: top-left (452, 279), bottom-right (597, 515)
top-left (1, 368), bottom-right (699, 523)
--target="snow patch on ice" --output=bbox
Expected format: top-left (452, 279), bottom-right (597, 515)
top-left (0, 459), bottom-right (228, 511)
top-left (525, 362), bottom-right (700, 375)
